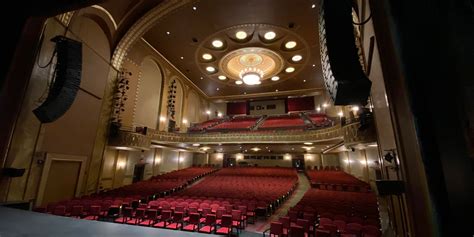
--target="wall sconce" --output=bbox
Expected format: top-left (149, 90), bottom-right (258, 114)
top-left (284, 154), bottom-right (292, 160)
top-left (117, 161), bottom-right (126, 169)
top-left (236, 153), bottom-right (244, 160)
top-left (216, 153), bottom-right (224, 159)
top-left (155, 158), bottom-right (161, 164)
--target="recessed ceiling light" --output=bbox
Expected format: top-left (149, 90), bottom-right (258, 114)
top-left (212, 40), bottom-right (224, 48)
top-left (292, 55), bottom-right (303, 62)
top-left (264, 31), bottom-right (276, 40)
top-left (285, 41), bottom-right (297, 49)
top-left (312, 64), bottom-right (316, 67)
top-left (216, 87), bottom-right (220, 91)
top-left (206, 66), bottom-right (216, 72)
top-left (235, 80), bottom-right (243, 85)
top-left (235, 31), bottom-right (247, 40)
top-left (218, 75), bottom-right (227, 80)
top-left (200, 77), bottom-right (203, 80)
top-left (202, 53), bottom-right (213, 60)
top-left (180, 56), bottom-right (184, 59)
top-left (275, 89), bottom-right (279, 92)
top-left (304, 142), bottom-right (313, 145)
top-left (303, 80), bottom-right (306, 83)
top-left (271, 76), bottom-right (280, 81)
top-left (311, 4), bottom-right (316, 8)
top-left (243, 92), bottom-right (247, 94)
top-left (285, 67), bottom-right (295, 73)
top-left (166, 31), bottom-right (170, 35)
top-left (192, 6), bottom-right (197, 10)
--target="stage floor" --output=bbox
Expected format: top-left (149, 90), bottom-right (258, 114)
top-left (0, 207), bottom-right (216, 237)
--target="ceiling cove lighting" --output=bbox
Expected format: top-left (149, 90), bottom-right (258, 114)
top-left (285, 41), bottom-right (297, 49)
top-left (235, 31), bottom-right (247, 39)
top-left (264, 31), bottom-right (276, 40)
top-left (202, 53), bottom-right (213, 60)
top-left (285, 67), bottom-right (295, 73)
top-left (218, 75), bottom-right (227, 80)
top-left (206, 66), bottom-right (216, 72)
top-left (292, 55), bottom-right (303, 62)
top-left (271, 76), bottom-right (280, 81)
top-left (212, 40), bottom-right (224, 48)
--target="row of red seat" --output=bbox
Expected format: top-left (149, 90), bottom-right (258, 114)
top-left (35, 167), bottom-right (216, 216)
top-left (259, 114), bottom-right (308, 129)
top-left (207, 116), bottom-right (260, 130)
top-left (171, 168), bottom-right (298, 208)
top-left (306, 170), bottom-right (370, 192)
top-left (188, 113), bottom-right (333, 133)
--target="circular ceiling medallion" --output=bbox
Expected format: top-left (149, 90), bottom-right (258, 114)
top-left (219, 47), bottom-right (284, 82)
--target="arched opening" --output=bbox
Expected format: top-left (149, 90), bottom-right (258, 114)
top-left (135, 58), bottom-right (162, 130)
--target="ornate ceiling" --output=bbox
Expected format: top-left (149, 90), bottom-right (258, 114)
top-left (139, 0), bottom-right (324, 99)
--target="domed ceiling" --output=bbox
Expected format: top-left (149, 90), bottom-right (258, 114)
top-left (140, 0), bottom-right (324, 100)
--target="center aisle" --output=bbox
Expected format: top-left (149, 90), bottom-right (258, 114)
top-left (247, 172), bottom-right (311, 233)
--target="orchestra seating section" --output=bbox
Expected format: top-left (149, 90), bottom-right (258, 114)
top-left (306, 170), bottom-right (371, 192)
top-left (33, 167), bottom-right (215, 218)
top-left (34, 167), bottom-right (298, 235)
top-left (32, 166), bottom-right (382, 236)
top-left (282, 189), bottom-right (381, 237)
top-left (267, 171), bottom-right (381, 237)
top-left (188, 113), bottom-right (334, 133)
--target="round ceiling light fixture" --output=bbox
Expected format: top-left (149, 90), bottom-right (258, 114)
top-left (285, 41), bottom-right (297, 49)
top-left (264, 31), bottom-right (276, 40)
top-left (202, 53), bottom-right (213, 60)
top-left (218, 75), bottom-right (227, 80)
top-left (285, 67), bottom-right (295, 73)
top-left (206, 66), bottom-right (216, 72)
top-left (292, 55), bottom-right (303, 62)
top-left (235, 80), bottom-right (243, 85)
top-left (271, 76), bottom-right (280, 81)
top-left (235, 31), bottom-right (247, 40)
top-left (240, 67), bottom-right (264, 85)
top-left (212, 39), bottom-right (224, 48)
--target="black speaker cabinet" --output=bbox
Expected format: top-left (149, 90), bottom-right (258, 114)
top-left (319, 0), bottom-right (372, 105)
top-left (33, 36), bottom-right (82, 123)
top-left (2, 168), bottom-right (26, 177)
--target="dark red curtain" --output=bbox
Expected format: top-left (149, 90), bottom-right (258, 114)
top-left (227, 102), bottom-right (247, 115)
top-left (287, 97), bottom-right (315, 112)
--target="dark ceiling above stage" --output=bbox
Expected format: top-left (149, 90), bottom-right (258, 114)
top-left (141, 0), bottom-right (325, 99)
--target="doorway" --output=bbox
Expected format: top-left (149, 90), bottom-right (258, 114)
top-left (292, 158), bottom-right (305, 171)
top-left (133, 164), bottom-right (145, 183)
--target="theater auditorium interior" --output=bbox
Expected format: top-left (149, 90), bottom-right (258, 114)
top-left (0, 0), bottom-right (473, 236)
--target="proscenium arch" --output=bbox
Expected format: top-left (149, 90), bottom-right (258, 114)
top-left (68, 6), bottom-right (117, 51)
top-left (111, 0), bottom-right (194, 69)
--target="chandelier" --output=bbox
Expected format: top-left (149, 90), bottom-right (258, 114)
top-left (239, 67), bottom-right (264, 85)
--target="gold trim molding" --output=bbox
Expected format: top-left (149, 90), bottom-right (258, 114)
top-left (108, 123), bottom-right (375, 150)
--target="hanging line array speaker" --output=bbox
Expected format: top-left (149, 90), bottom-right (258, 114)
top-left (319, 0), bottom-right (372, 105)
top-left (33, 36), bottom-right (82, 123)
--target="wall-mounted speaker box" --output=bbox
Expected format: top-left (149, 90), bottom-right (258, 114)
top-left (319, 0), bottom-right (372, 105)
top-left (1, 168), bottom-right (26, 177)
top-left (33, 36), bottom-right (82, 123)
top-left (375, 180), bottom-right (405, 195)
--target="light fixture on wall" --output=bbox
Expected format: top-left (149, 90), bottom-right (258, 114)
top-left (284, 154), bottom-right (292, 160)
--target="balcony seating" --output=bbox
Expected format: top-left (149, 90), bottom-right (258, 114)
top-left (259, 114), bottom-right (308, 129)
